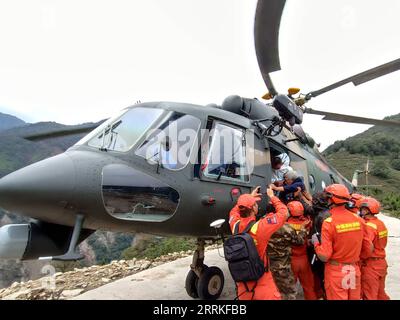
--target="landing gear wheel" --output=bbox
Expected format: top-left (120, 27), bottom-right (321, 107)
top-left (185, 270), bottom-right (199, 298)
top-left (197, 266), bottom-right (224, 300)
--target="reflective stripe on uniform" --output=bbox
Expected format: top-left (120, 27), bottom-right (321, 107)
top-left (250, 221), bottom-right (259, 234)
top-left (366, 222), bottom-right (377, 230)
top-left (335, 221), bottom-right (361, 233)
top-left (325, 217), bottom-right (332, 223)
top-left (250, 221), bottom-right (260, 246)
top-left (378, 230), bottom-right (388, 238)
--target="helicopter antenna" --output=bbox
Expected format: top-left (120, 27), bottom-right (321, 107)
top-left (365, 157), bottom-right (370, 195)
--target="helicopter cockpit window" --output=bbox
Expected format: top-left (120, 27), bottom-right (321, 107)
top-left (83, 107), bottom-right (164, 152)
top-left (135, 113), bottom-right (201, 171)
top-left (203, 122), bottom-right (249, 182)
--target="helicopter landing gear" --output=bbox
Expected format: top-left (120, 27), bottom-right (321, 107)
top-left (185, 239), bottom-right (225, 300)
top-left (50, 214), bottom-right (85, 261)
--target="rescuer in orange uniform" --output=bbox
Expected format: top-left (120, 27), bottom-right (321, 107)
top-left (287, 201), bottom-right (317, 300)
top-left (359, 197), bottom-right (390, 300)
top-left (311, 184), bottom-right (372, 300)
top-left (229, 186), bottom-right (290, 300)
top-left (348, 193), bottom-right (366, 214)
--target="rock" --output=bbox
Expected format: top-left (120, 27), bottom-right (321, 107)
top-left (0, 246), bottom-right (224, 301)
top-left (2, 289), bottom-right (32, 300)
top-left (10, 282), bottom-right (19, 289)
top-left (61, 289), bottom-right (84, 298)
top-left (111, 272), bottom-right (122, 278)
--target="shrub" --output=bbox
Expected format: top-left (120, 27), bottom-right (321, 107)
top-left (391, 159), bottom-right (400, 171)
top-left (122, 237), bottom-right (196, 260)
top-left (371, 161), bottom-right (390, 179)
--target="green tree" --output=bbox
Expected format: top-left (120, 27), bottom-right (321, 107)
top-left (371, 160), bottom-right (390, 179)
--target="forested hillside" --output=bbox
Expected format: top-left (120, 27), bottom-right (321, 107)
top-left (324, 113), bottom-right (400, 216)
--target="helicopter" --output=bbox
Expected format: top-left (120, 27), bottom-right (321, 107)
top-left (1, 0), bottom-right (400, 300)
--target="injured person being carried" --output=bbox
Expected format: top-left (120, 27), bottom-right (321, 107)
top-left (271, 170), bottom-right (309, 204)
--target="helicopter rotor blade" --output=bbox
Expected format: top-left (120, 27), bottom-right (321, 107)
top-left (306, 58), bottom-right (400, 100)
top-left (254, 0), bottom-right (287, 96)
top-left (304, 108), bottom-right (400, 127)
top-left (22, 121), bottom-right (105, 141)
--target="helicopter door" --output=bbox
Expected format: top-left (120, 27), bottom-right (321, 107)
top-left (268, 140), bottom-right (309, 191)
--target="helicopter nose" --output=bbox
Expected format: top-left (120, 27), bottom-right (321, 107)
top-left (0, 153), bottom-right (76, 218)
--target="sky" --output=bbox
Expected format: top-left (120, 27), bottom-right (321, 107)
top-left (0, 0), bottom-right (399, 150)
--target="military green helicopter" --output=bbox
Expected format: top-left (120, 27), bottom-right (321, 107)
top-left (1, 0), bottom-right (400, 300)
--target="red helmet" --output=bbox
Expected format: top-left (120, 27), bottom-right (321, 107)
top-left (324, 184), bottom-right (351, 205)
top-left (351, 193), bottom-right (366, 208)
top-left (360, 197), bottom-right (381, 214)
top-left (287, 201), bottom-right (304, 217)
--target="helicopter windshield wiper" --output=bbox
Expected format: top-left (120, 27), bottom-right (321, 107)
top-left (99, 125), bottom-right (110, 151)
top-left (99, 120), bottom-right (123, 151)
top-left (146, 144), bottom-right (164, 173)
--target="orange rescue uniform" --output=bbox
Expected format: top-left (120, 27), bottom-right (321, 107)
top-left (361, 216), bottom-right (390, 300)
top-left (287, 215), bottom-right (317, 300)
top-left (229, 196), bottom-right (288, 300)
top-left (314, 206), bottom-right (371, 300)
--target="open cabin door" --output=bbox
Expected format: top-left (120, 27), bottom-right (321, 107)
top-left (267, 139), bottom-right (310, 192)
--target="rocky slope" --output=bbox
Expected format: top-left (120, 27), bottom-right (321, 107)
top-left (0, 244), bottom-right (220, 300)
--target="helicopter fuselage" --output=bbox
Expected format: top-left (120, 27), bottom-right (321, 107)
top-left (0, 100), bottom-right (352, 239)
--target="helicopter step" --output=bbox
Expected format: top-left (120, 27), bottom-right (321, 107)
top-left (185, 238), bottom-right (225, 300)
top-left (42, 214), bottom-right (85, 261)
top-left (0, 214), bottom-right (92, 261)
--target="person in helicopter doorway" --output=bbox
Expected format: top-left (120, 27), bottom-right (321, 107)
top-left (270, 170), bottom-right (306, 204)
top-left (271, 153), bottom-right (293, 183)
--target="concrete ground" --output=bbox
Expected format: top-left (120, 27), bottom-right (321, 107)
top-left (76, 213), bottom-right (399, 300)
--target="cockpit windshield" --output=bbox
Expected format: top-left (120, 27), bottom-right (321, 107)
top-left (75, 107), bottom-right (164, 152)
top-left (135, 112), bottom-right (201, 170)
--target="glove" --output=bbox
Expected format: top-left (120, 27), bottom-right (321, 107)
top-left (311, 233), bottom-right (320, 246)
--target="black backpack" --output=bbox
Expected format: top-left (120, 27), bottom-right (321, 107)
top-left (223, 220), bottom-right (266, 283)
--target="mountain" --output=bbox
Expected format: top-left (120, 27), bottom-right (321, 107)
top-left (0, 112), bottom-right (26, 131)
top-left (0, 113), bottom-right (134, 288)
top-left (324, 113), bottom-right (400, 216)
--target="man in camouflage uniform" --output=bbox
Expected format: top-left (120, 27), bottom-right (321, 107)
top-left (268, 221), bottom-right (307, 300)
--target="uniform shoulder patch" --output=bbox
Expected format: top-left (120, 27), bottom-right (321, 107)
top-left (266, 214), bottom-right (278, 225)
top-left (324, 217), bottom-right (332, 223)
